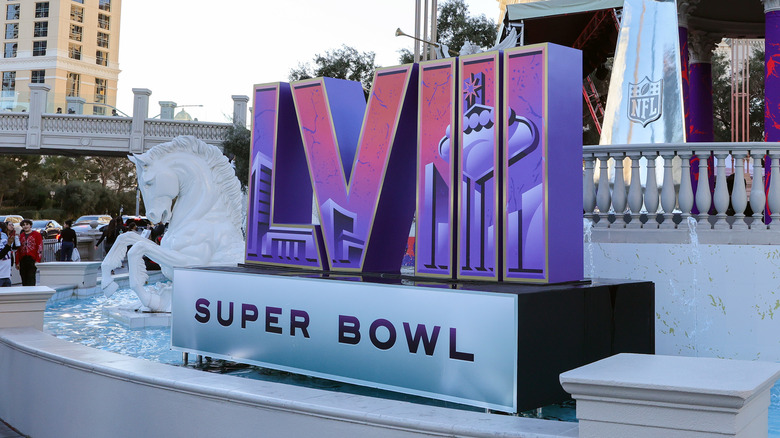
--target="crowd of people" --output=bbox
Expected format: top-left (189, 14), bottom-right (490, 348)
top-left (0, 216), bottom-right (166, 287)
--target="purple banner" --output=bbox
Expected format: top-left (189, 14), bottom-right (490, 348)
top-left (416, 59), bottom-right (458, 278)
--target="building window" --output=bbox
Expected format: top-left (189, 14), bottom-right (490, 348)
top-left (97, 31), bottom-right (109, 48)
top-left (31, 70), bottom-right (44, 84)
top-left (3, 42), bottom-right (15, 58)
top-left (98, 0), bottom-right (110, 12)
top-left (70, 5), bottom-right (82, 22)
top-left (33, 21), bottom-right (47, 38)
top-left (4, 23), bottom-right (16, 39)
top-left (66, 72), bottom-right (79, 97)
top-left (93, 106), bottom-right (105, 116)
top-left (94, 78), bottom-right (106, 103)
top-left (6, 4), bottom-right (18, 20)
top-left (32, 40), bottom-right (46, 56)
top-left (2, 71), bottom-right (15, 97)
top-left (68, 43), bottom-right (81, 60)
top-left (35, 2), bottom-right (48, 18)
top-left (69, 24), bottom-right (82, 42)
top-left (98, 13), bottom-right (109, 30)
top-left (72, 0), bottom-right (84, 3)
top-left (95, 50), bottom-right (108, 66)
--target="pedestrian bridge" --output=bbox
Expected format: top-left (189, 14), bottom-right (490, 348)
top-left (1, 86), bottom-right (249, 157)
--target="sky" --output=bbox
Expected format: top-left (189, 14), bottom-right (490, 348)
top-left (115, 0), bottom-right (503, 122)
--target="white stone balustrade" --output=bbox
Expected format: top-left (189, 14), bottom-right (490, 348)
top-left (583, 143), bottom-right (780, 231)
top-left (0, 84), bottom-right (248, 156)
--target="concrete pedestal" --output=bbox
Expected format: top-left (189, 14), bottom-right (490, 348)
top-left (0, 287), bottom-right (55, 330)
top-left (560, 353), bottom-right (780, 437)
top-left (37, 262), bottom-right (101, 297)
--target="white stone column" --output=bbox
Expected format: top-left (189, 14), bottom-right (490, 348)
top-left (695, 151), bottom-right (712, 228)
top-left (583, 156), bottom-right (597, 223)
top-left (612, 156), bottom-right (627, 228)
top-left (660, 153), bottom-right (677, 229)
top-left (732, 152), bottom-right (749, 230)
top-left (595, 155), bottom-right (611, 228)
top-left (713, 153), bottom-right (730, 229)
top-left (678, 151), bottom-right (695, 225)
top-left (25, 84), bottom-right (49, 150)
top-left (561, 353), bottom-right (780, 438)
top-left (750, 152), bottom-right (767, 229)
top-left (232, 95), bottom-right (249, 127)
top-left (626, 153), bottom-right (643, 228)
top-left (643, 153), bottom-right (659, 229)
top-left (159, 101), bottom-right (177, 120)
top-left (130, 88), bottom-right (151, 154)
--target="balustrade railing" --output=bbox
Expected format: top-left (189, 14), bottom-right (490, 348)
top-left (0, 113), bottom-right (29, 131)
top-left (42, 114), bottom-right (133, 135)
top-left (583, 143), bottom-right (780, 230)
top-left (144, 120), bottom-right (230, 142)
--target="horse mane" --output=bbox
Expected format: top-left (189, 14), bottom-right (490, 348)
top-left (138, 135), bottom-right (245, 232)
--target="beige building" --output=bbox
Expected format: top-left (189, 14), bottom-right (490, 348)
top-left (0, 0), bottom-right (120, 114)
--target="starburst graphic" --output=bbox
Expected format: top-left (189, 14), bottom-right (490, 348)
top-left (463, 72), bottom-right (485, 108)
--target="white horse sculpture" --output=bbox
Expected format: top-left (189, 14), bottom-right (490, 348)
top-left (100, 135), bottom-right (245, 312)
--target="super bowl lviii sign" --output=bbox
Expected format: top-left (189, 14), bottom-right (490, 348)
top-left (172, 43), bottom-right (584, 413)
top-left (245, 43), bottom-right (583, 282)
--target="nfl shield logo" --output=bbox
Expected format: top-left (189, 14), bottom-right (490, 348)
top-left (628, 77), bottom-right (663, 127)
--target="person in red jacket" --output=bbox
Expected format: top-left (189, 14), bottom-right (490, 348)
top-left (16, 219), bottom-right (43, 286)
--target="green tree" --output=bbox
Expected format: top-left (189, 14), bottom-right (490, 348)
top-left (289, 45), bottom-right (377, 95)
top-left (222, 124), bottom-right (251, 190)
top-left (397, 0), bottom-right (497, 64)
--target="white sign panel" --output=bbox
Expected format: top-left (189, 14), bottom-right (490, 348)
top-left (172, 268), bottom-right (519, 412)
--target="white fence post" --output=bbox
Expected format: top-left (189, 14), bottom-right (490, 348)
top-left (130, 88), bottom-right (151, 154)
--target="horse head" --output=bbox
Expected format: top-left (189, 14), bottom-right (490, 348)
top-left (129, 153), bottom-right (179, 225)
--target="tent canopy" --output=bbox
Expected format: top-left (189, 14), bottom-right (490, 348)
top-left (504, 0), bottom-right (765, 39)
top-left (504, 0), bottom-right (623, 22)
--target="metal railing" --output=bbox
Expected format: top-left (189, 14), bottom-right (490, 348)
top-left (42, 239), bottom-right (60, 262)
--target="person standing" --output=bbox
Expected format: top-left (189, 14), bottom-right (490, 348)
top-left (95, 217), bottom-right (120, 256)
top-left (15, 219), bottom-right (43, 286)
top-left (58, 219), bottom-right (78, 261)
top-left (0, 226), bottom-right (12, 286)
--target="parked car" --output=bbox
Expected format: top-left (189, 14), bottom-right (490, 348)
top-left (31, 219), bottom-right (62, 239)
top-left (122, 215), bottom-right (151, 229)
top-left (74, 215), bottom-right (112, 226)
top-left (72, 214), bottom-right (112, 235)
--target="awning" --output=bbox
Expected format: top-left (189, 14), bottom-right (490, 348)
top-left (505, 0), bottom-right (624, 22)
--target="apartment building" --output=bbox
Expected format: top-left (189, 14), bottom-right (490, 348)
top-left (1, 0), bottom-right (120, 114)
